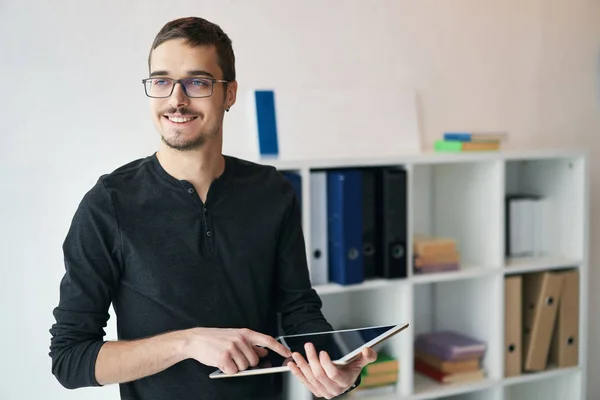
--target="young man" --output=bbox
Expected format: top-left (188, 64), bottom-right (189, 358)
top-left (49, 16), bottom-right (376, 400)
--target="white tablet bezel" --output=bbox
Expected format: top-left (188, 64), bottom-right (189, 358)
top-left (208, 322), bottom-right (408, 379)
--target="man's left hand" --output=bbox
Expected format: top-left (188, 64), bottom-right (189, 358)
top-left (287, 343), bottom-right (377, 399)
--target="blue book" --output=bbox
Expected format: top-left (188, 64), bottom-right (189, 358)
top-left (443, 132), bottom-right (506, 142)
top-left (443, 132), bottom-right (473, 142)
top-left (327, 170), bottom-right (364, 285)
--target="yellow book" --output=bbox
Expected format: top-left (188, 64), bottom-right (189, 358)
top-left (414, 251), bottom-right (460, 267)
top-left (415, 351), bottom-right (479, 373)
top-left (359, 372), bottom-right (398, 388)
top-left (413, 235), bottom-right (457, 256)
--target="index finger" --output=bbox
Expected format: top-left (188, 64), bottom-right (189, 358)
top-left (246, 331), bottom-right (292, 358)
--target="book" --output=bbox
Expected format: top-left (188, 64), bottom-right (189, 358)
top-left (505, 194), bottom-right (543, 257)
top-left (414, 358), bottom-right (485, 384)
top-left (414, 251), bottom-right (460, 267)
top-left (358, 371), bottom-right (398, 388)
top-left (415, 331), bottom-right (487, 361)
top-left (361, 353), bottom-right (399, 375)
top-left (434, 140), bottom-right (500, 152)
top-left (415, 351), bottom-right (480, 373)
top-left (443, 131), bottom-right (507, 142)
top-left (413, 262), bottom-right (460, 274)
top-left (413, 235), bottom-right (457, 256)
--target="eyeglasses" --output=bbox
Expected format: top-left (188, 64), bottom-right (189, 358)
top-left (142, 77), bottom-right (229, 98)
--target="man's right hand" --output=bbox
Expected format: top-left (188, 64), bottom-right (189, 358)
top-left (183, 328), bottom-right (292, 375)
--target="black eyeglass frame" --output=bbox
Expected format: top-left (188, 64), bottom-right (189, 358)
top-left (141, 77), bottom-right (229, 98)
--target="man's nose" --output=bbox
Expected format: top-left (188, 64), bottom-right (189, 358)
top-left (169, 82), bottom-right (189, 108)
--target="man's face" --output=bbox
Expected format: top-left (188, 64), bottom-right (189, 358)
top-left (148, 38), bottom-right (236, 151)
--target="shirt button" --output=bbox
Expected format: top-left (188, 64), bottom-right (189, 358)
top-left (188, 188), bottom-right (194, 194)
top-left (203, 207), bottom-right (207, 213)
top-left (206, 230), bottom-right (212, 237)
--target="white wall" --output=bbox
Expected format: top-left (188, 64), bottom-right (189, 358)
top-left (1, 1), bottom-right (599, 399)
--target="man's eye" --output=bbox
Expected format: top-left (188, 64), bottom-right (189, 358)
top-left (190, 79), bottom-right (209, 86)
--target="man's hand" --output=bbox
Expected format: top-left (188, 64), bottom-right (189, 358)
top-left (184, 328), bottom-right (292, 375)
top-left (287, 343), bottom-right (377, 399)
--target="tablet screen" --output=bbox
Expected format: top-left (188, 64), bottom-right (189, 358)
top-left (256, 325), bottom-right (396, 369)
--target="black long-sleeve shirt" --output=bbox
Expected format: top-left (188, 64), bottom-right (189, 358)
top-left (49, 152), bottom-right (334, 400)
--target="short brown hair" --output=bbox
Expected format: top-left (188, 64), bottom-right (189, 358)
top-left (148, 17), bottom-right (236, 81)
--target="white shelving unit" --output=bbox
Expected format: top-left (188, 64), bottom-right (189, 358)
top-left (262, 149), bottom-right (588, 400)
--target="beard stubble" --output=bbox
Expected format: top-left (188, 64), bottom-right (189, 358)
top-left (160, 106), bottom-right (220, 151)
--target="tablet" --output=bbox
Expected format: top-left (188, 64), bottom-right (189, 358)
top-left (209, 323), bottom-right (408, 379)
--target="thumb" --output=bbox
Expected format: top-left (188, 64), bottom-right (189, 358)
top-left (346, 347), bottom-right (377, 369)
top-left (360, 347), bottom-right (378, 365)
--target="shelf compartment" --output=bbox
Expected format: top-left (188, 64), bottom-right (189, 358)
top-left (413, 275), bottom-right (503, 393)
top-left (319, 285), bottom-right (412, 397)
top-left (504, 157), bottom-right (585, 262)
top-left (411, 160), bottom-right (503, 277)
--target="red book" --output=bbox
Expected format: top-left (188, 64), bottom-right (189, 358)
top-left (414, 359), bottom-right (485, 384)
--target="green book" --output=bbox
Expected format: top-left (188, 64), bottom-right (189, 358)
top-left (434, 140), bottom-right (463, 152)
top-left (360, 353), bottom-right (399, 376)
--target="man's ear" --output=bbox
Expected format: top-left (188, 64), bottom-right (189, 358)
top-left (225, 80), bottom-right (238, 111)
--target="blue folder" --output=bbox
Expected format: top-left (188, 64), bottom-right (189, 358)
top-left (326, 170), bottom-right (364, 285)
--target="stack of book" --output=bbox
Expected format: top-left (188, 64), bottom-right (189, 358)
top-left (434, 131), bottom-right (507, 152)
top-left (350, 353), bottom-right (399, 397)
top-left (414, 331), bottom-right (486, 384)
top-left (413, 235), bottom-right (460, 274)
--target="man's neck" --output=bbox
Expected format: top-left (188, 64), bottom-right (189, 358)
top-left (156, 142), bottom-right (225, 202)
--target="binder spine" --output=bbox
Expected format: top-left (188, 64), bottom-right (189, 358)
top-left (362, 169), bottom-right (380, 279)
top-left (380, 168), bottom-right (408, 278)
top-left (327, 170), bottom-right (364, 285)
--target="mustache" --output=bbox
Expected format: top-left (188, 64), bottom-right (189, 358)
top-left (161, 107), bottom-right (202, 117)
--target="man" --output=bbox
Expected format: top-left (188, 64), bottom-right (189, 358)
top-left (49, 16), bottom-right (376, 400)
